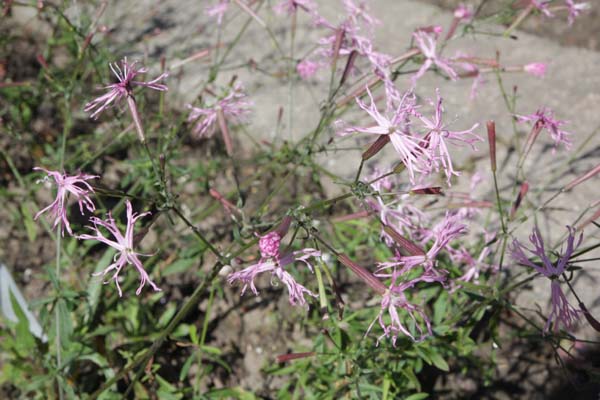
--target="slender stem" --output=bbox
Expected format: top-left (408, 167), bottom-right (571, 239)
top-left (492, 171), bottom-right (507, 235)
top-left (354, 158), bottom-right (365, 183)
top-left (170, 206), bottom-right (226, 264)
top-left (55, 227), bottom-right (63, 400)
top-left (287, 10), bottom-right (297, 141)
top-left (504, 4), bottom-right (534, 37)
top-left (194, 283), bottom-right (216, 395)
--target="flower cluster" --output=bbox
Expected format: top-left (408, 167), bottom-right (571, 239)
top-left (35, 166), bottom-right (161, 297)
top-left (338, 83), bottom-right (480, 185)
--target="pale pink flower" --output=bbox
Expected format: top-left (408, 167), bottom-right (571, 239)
top-left (34, 167), bottom-right (98, 236)
top-left (417, 90), bottom-right (480, 184)
top-left (401, 212), bottom-right (467, 276)
top-left (366, 268), bottom-right (436, 344)
top-left (227, 246), bottom-right (320, 306)
top-left (78, 200), bottom-right (161, 297)
top-left (296, 59), bottom-right (322, 80)
top-left (342, 0), bottom-right (379, 32)
top-left (510, 226), bottom-right (582, 332)
top-left (273, 0), bottom-right (315, 15)
top-left (367, 172), bottom-right (426, 245)
top-left (338, 86), bottom-right (428, 183)
top-left (565, 0), bottom-right (590, 25)
top-left (206, 0), bottom-right (230, 25)
top-left (452, 55), bottom-right (487, 99)
top-left (411, 31), bottom-right (457, 86)
top-left (312, 3), bottom-right (385, 77)
top-left (516, 107), bottom-right (572, 151)
top-left (531, 0), bottom-right (554, 17)
top-left (186, 82), bottom-right (252, 138)
top-left (84, 57), bottom-right (168, 119)
top-left (523, 62), bottom-right (547, 77)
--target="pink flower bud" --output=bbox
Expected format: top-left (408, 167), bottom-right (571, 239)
top-left (523, 62), bottom-right (547, 78)
top-left (259, 232), bottom-right (281, 259)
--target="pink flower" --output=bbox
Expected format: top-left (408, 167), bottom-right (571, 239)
top-left (338, 86), bottom-right (428, 183)
top-left (531, 0), bottom-right (554, 17)
top-left (565, 0), bottom-right (590, 25)
top-left (342, 0), bottom-right (379, 31)
top-left (78, 200), bottom-right (161, 297)
top-left (411, 31), bottom-right (457, 86)
top-left (273, 0), bottom-right (315, 15)
top-left (34, 167), bottom-right (98, 236)
top-left (510, 226), bottom-right (582, 332)
top-left (417, 90), bottom-right (480, 184)
top-left (454, 3), bottom-right (474, 20)
top-left (400, 212), bottom-right (467, 276)
top-left (259, 231), bottom-right (281, 259)
top-left (206, 0), bottom-right (230, 25)
top-left (186, 82), bottom-right (252, 138)
top-left (296, 59), bottom-right (322, 80)
top-left (227, 246), bottom-right (321, 306)
top-left (516, 107), bottom-right (572, 151)
top-left (84, 57), bottom-right (168, 119)
top-left (523, 62), bottom-right (547, 77)
top-left (366, 268), bottom-right (435, 344)
top-left (367, 172), bottom-right (425, 246)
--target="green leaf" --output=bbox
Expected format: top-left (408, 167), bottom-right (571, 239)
top-left (9, 292), bottom-right (35, 357)
top-left (189, 324), bottom-right (198, 345)
top-left (428, 351), bottom-right (450, 372)
top-left (20, 203), bottom-right (37, 242)
top-left (179, 353), bottom-right (195, 381)
top-left (163, 258), bottom-right (196, 276)
top-left (56, 298), bottom-right (72, 347)
top-left (85, 248), bottom-right (114, 322)
top-left (205, 387), bottom-right (257, 400)
top-left (405, 393), bottom-right (429, 400)
top-left (158, 303), bottom-right (177, 328)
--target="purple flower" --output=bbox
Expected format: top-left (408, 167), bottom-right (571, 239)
top-left (84, 57), bottom-right (168, 119)
top-left (523, 62), bottom-right (547, 77)
top-left (510, 226), bottom-right (582, 332)
top-left (337, 86), bottom-right (428, 183)
top-left (417, 90), bottom-right (480, 184)
top-left (78, 200), bottom-right (161, 297)
top-left (565, 0), bottom-right (590, 26)
top-left (34, 167), bottom-right (98, 236)
top-left (411, 31), bottom-right (457, 86)
top-left (206, 0), bottom-right (230, 25)
top-left (186, 82), bottom-right (251, 139)
top-left (516, 107), bottom-right (572, 152)
top-left (227, 244), bottom-right (321, 306)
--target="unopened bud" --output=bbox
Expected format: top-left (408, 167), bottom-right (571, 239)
top-left (362, 135), bottom-right (390, 160)
top-left (486, 120), bottom-right (496, 172)
top-left (510, 181), bottom-right (529, 220)
top-left (219, 265), bottom-right (233, 277)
